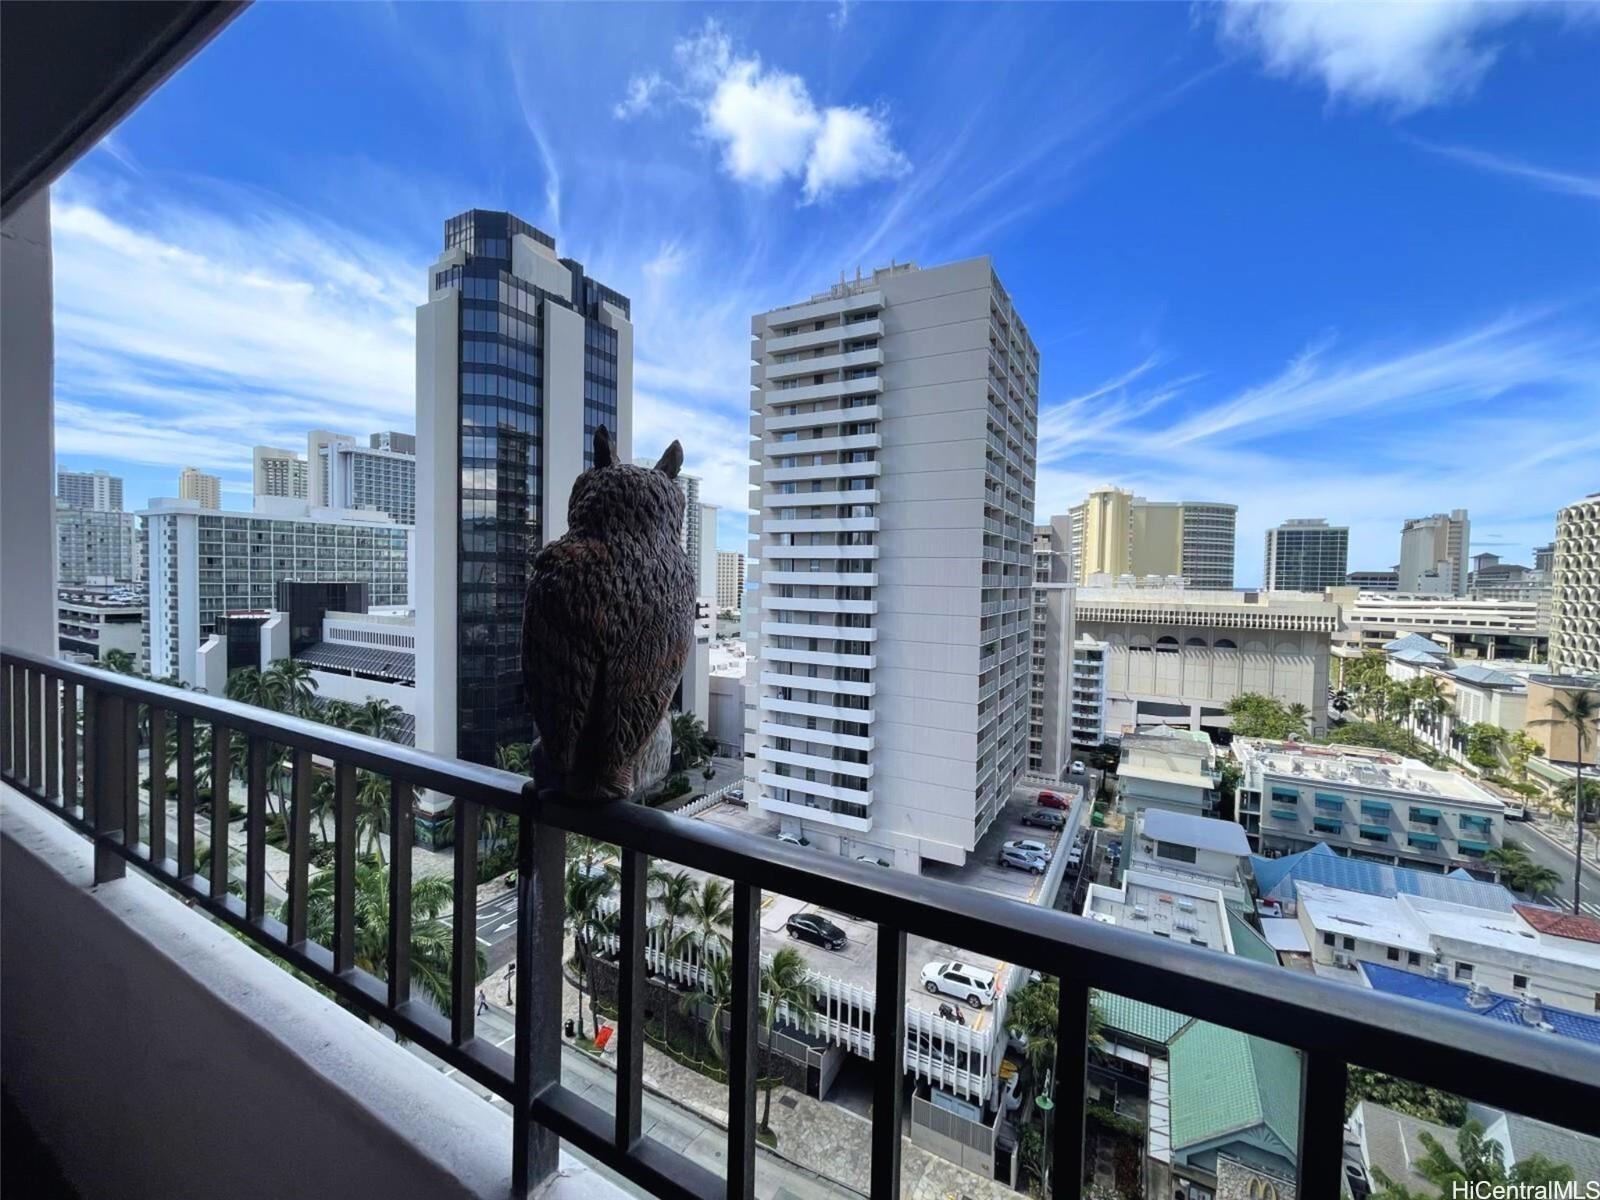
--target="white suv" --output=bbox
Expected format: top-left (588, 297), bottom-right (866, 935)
top-left (920, 961), bottom-right (997, 1009)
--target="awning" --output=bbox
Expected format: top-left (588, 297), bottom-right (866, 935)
top-left (1359, 824), bottom-right (1390, 839)
top-left (1270, 808), bottom-right (1299, 821)
top-left (1458, 839), bottom-right (1491, 853)
top-left (1314, 797), bottom-right (1344, 811)
top-left (1360, 801), bottom-right (1392, 815)
top-left (1313, 819), bottom-right (1343, 833)
top-left (1410, 807), bottom-right (1442, 821)
top-left (1408, 833), bottom-right (1441, 847)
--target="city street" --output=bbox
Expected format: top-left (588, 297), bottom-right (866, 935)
top-left (1517, 816), bottom-right (1600, 918)
top-left (476, 885), bottom-right (521, 974)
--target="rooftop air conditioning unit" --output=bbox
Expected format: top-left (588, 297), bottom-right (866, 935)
top-left (1177, 898), bottom-right (1197, 913)
top-left (1333, 952), bottom-right (1353, 968)
top-left (1132, 905), bottom-right (1149, 920)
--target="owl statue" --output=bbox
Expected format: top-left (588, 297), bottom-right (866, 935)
top-left (521, 426), bottom-right (696, 801)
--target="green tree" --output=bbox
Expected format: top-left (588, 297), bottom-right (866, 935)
top-left (1370, 1120), bottom-right (1573, 1200)
top-left (651, 867), bottom-right (698, 991)
top-left (263, 658), bottom-right (318, 716)
top-left (1408, 674), bottom-right (1451, 737)
top-left (757, 947), bottom-right (814, 1134)
top-left (102, 649), bottom-right (138, 675)
top-left (674, 877), bottom-right (735, 972)
top-left (1484, 843), bottom-right (1561, 898)
top-left (225, 667), bottom-right (265, 707)
top-left (496, 741), bottom-right (534, 776)
top-left (1005, 977), bottom-right (1106, 1084)
top-left (670, 711), bottom-right (714, 772)
top-left (1464, 723), bottom-right (1506, 772)
top-left (1224, 693), bottom-right (1301, 739)
top-left (1529, 687), bottom-right (1598, 914)
top-left (687, 955), bottom-right (734, 1063)
top-left (563, 862), bottom-right (616, 1039)
top-left (1345, 1068), bottom-right (1465, 1124)
top-left (353, 698), bottom-right (404, 742)
top-left (321, 699), bottom-right (359, 731)
top-left (289, 861), bottom-right (479, 1013)
top-left (355, 770), bottom-right (391, 864)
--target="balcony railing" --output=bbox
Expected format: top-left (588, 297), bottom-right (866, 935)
top-left (4, 645), bottom-right (1599, 1200)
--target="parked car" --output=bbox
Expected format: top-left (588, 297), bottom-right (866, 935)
top-left (1000, 1062), bottom-right (1024, 1111)
top-left (1021, 807), bottom-right (1066, 831)
top-left (921, 961), bottom-right (998, 1009)
top-left (785, 912), bottom-right (846, 950)
top-left (998, 845), bottom-right (1047, 874)
top-left (906, 1030), bottom-right (970, 1069)
top-left (1065, 847), bottom-right (1083, 869)
top-left (1037, 790), bottom-right (1070, 810)
top-left (777, 831), bottom-right (809, 847)
top-left (1070, 760), bottom-right (1087, 776)
top-left (856, 855), bottom-right (891, 868)
top-left (1003, 838), bottom-right (1052, 860)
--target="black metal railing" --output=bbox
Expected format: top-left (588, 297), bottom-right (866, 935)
top-left (3, 646), bottom-right (1598, 1200)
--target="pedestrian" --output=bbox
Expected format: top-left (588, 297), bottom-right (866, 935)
top-left (476, 988), bottom-right (488, 1016)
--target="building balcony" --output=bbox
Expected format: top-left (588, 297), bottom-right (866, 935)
top-left (757, 721), bottom-right (874, 753)
top-left (759, 569), bottom-right (879, 587)
top-left (764, 347), bottom-right (885, 382)
top-left (763, 317), bottom-right (882, 355)
top-left (759, 670), bottom-right (876, 697)
top-left (753, 792), bottom-right (874, 833)
top-left (760, 619), bottom-right (877, 641)
top-left (758, 646), bottom-right (876, 671)
top-left (760, 746), bottom-right (874, 780)
top-left (761, 516), bottom-right (880, 535)
top-left (763, 460), bottom-right (881, 484)
top-left (763, 289), bottom-right (881, 328)
top-left (758, 544), bottom-right (879, 562)
top-left (760, 488), bottom-right (880, 508)
top-left (758, 693), bottom-right (877, 723)
top-left (2, 651), bottom-right (1597, 1200)
top-left (759, 376), bottom-right (883, 406)
top-left (764, 432), bottom-right (882, 459)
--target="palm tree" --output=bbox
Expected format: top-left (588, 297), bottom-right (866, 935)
top-left (225, 667), bottom-right (265, 707)
top-left (289, 861), bottom-right (479, 1013)
top-left (321, 699), bottom-right (358, 731)
top-left (670, 711), bottom-right (712, 772)
top-left (1285, 702), bottom-right (1310, 733)
top-left (1370, 1120), bottom-right (1571, 1200)
top-left (563, 864), bottom-right (616, 1040)
top-left (355, 770), bottom-right (391, 864)
top-left (263, 659), bottom-right (318, 717)
top-left (650, 868), bottom-right (697, 986)
top-left (354, 698), bottom-right (403, 742)
top-left (673, 878), bottom-right (735, 985)
top-left (309, 773), bottom-right (336, 841)
top-left (102, 649), bottom-right (137, 675)
top-left (496, 741), bottom-right (534, 777)
top-left (686, 955), bottom-right (733, 1063)
top-left (1408, 674), bottom-right (1451, 740)
top-left (757, 947), bottom-right (814, 1133)
top-left (1529, 687), bottom-right (1598, 912)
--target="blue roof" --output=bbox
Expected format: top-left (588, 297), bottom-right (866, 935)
top-left (1448, 663), bottom-right (1523, 688)
top-left (1391, 648), bottom-right (1447, 666)
top-left (1360, 963), bottom-right (1600, 1046)
top-left (1384, 634), bottom-right (1449, 657)
top-left (1251, 844), bottom-right (1516, 911)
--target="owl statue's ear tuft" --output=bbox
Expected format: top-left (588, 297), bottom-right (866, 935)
top-left (654, 440), bottom-right (683, 479)
top-left (593, 425), bottom-right (614, 469)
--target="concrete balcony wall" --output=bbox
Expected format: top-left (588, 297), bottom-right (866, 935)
top-left (0, 789), bottom-right (610, 1200)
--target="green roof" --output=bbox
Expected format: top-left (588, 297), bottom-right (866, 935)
top-left (1169, 1022), bottom-right (1302, 1155)
top-left (1094, 991), bottom-right (1192, 1045)
top-left (1226, 911), bottom-right (1280, 967)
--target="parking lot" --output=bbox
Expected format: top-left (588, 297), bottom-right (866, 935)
top-left (689, 783), bottom-right (1084, 1033)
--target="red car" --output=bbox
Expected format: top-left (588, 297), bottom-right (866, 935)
top-left (1036, 790), bottom-right (1070, 810)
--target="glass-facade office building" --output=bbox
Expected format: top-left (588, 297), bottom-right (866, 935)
top-left (417, 210), bottom-right (633, 770)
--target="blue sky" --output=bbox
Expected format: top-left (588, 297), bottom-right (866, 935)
top-left (51, 1), bottom-right (1600, 584)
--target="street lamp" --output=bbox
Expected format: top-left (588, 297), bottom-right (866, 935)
top-left (1036, 1067), bottom-right (1055, 1195)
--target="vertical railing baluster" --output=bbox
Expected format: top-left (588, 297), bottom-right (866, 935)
top-left (176, 717), bottom-right (196, 876)
top-left (1051, 978), bottom-right (1090, 1200)
top-left (91, 690), bottom-right (127, 884)
top-left (1, 661), bottom-right (12, 777)
top-left (44, 675), bottom-right (60, 803)
top-left (512, 810), bottom-right (564, 1198)
top-left (727, 880), bottom-right (761, 1200)
top-left (615, 847), bottom-right (649, 1151)
top-left (1297, 1052), bottom-right (1348, 1200)
top-left (124, 697), bottom-right (140, 854)
top-left (62, 682), bottom-right (79, 815)
top-left (387, 779), bottom-right (413, 1006)
top-left (871, 927), bottom-right (907, 1199)
top-left (210, 723), bottom-right (232, 899)
top-left (28, 667), bottom-right (45, 792)
top-left (333, 761), bottom-right (356, 973)
top-left (148, 707), bottom-right (168, 863)
top-left (245, 736), bottom-right (267, 920)
top-left (451, 797), bottom-right (481, 1046)
top-left (286, 748), bottom-right (312, 946)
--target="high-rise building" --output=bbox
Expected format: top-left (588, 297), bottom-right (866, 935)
top-left (1347, 570), bottom-right (1400, 592)
top-left (1398, 509), bottom-right (1470, 595)
top-left (140, 498), bottom-right (409, 686)
top-left (311, 433), bottom-right (417, 525)
top-left (370, 431), bottom-right (416, 454)
top-left (178, 467), bottom-right (221, 510)
top-left (1549, 492), bottom-right (1600, 675)
top-left (1027, 518), bottom-right (1076, 779)
top-left (55, 499), bottom-right (137, 584)
top-left (1533, 543), bottom-right (1555, 573)
top-left (747, 256), bottom-right (1039, 870)
top-left (1069, 486), bottom-right (1235, 588)
top-left (716, 550), bottom-right (745, 612)
top-left (416, 209), bottom-right (632, 767)
top-left (1070, 634), bottom-right (1108, 746)
top-left (56, 469), bottom-right (122, 512)
top-left (1263, 518), bottom-right (1349, 592)
top-left (252, 446), bottom-right (308, 500)
top-left (1467, 552), bottom-right (1553, 627)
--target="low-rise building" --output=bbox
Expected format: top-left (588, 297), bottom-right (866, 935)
top-left (1118, 728), bottom-right (1221, 820)
top-left (1027, 518), bottom-right (1076, 779)
top-left (1251, 843), bottom-right (1516, 913)
top-left (1334, 589), bottom-right (1546, 662)
top-left (1298, 884), bottom-right (1600, 1013)
top-left (1127, 809), bottom-right (1254, 905)
top-left (1360, 962), bottom-right (1600, 1044)
top-left (1076, 584), bottom-right (1339, 736)
top-left (57, 587), bottom-right (145, 668)
top-left (1343, 1101), bottom-right (1456, 1199)
top-left (1233, 739), bottom-right (1506, 873)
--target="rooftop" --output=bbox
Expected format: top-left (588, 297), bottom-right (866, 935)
top-left (1168, 1020), bottom-right (1302, 1156)
top-left (1088, 868), bottom-right (1232, 950)
top-left (1234, 738), bottom-right (1503, 808)
top-left (1383, 634), bottom-right (1449, 657)
top-left (1295, 883), bottom-right (1435, 954)
top-left (1359, 963), bottom-right (1600, 1047)
top-left (1252, 844), bottom-right (1517, 911)
top-left (1139, 809), bottom-right (1252, 857)
top-left (1514, 904), bottom-right (1600, 945)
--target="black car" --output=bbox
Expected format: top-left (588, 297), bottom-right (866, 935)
top-left (1021, 807), bottom-right (1066, 830)
top-left (786, 912), bottom-right (847, 951)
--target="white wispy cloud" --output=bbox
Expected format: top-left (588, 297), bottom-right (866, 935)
top-left (1215, 0), bottom-right (1529, 113)
top-left (615, 19), bottom-right (909, 203)
top-left (1404, 135), bottom-right (1600, 200)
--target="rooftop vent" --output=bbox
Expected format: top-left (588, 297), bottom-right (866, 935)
top-left (1466, 981), bottom-right (1493, 1009)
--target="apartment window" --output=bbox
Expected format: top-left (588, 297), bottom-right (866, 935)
top-left (1156, 842), bottom-right (1197, 864)
top-left (1321, 932), bottom-right (1334, 948)
top-left (1455, 963), bottom-right (1474, 981)
top-left (1386, 947), bottom-right (1400, 962)
top-left (1407, 951), bottom-right (1421, 966)
top-left (1513, 974), bottom-right (1529, 991)
top-left (1342, 936), bottom-right (1355, 951)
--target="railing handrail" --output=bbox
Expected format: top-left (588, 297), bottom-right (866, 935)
top-left (0, 647), bottom-right (526, 810)
top-left (4, 643), bottom-right (1599, 1200)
